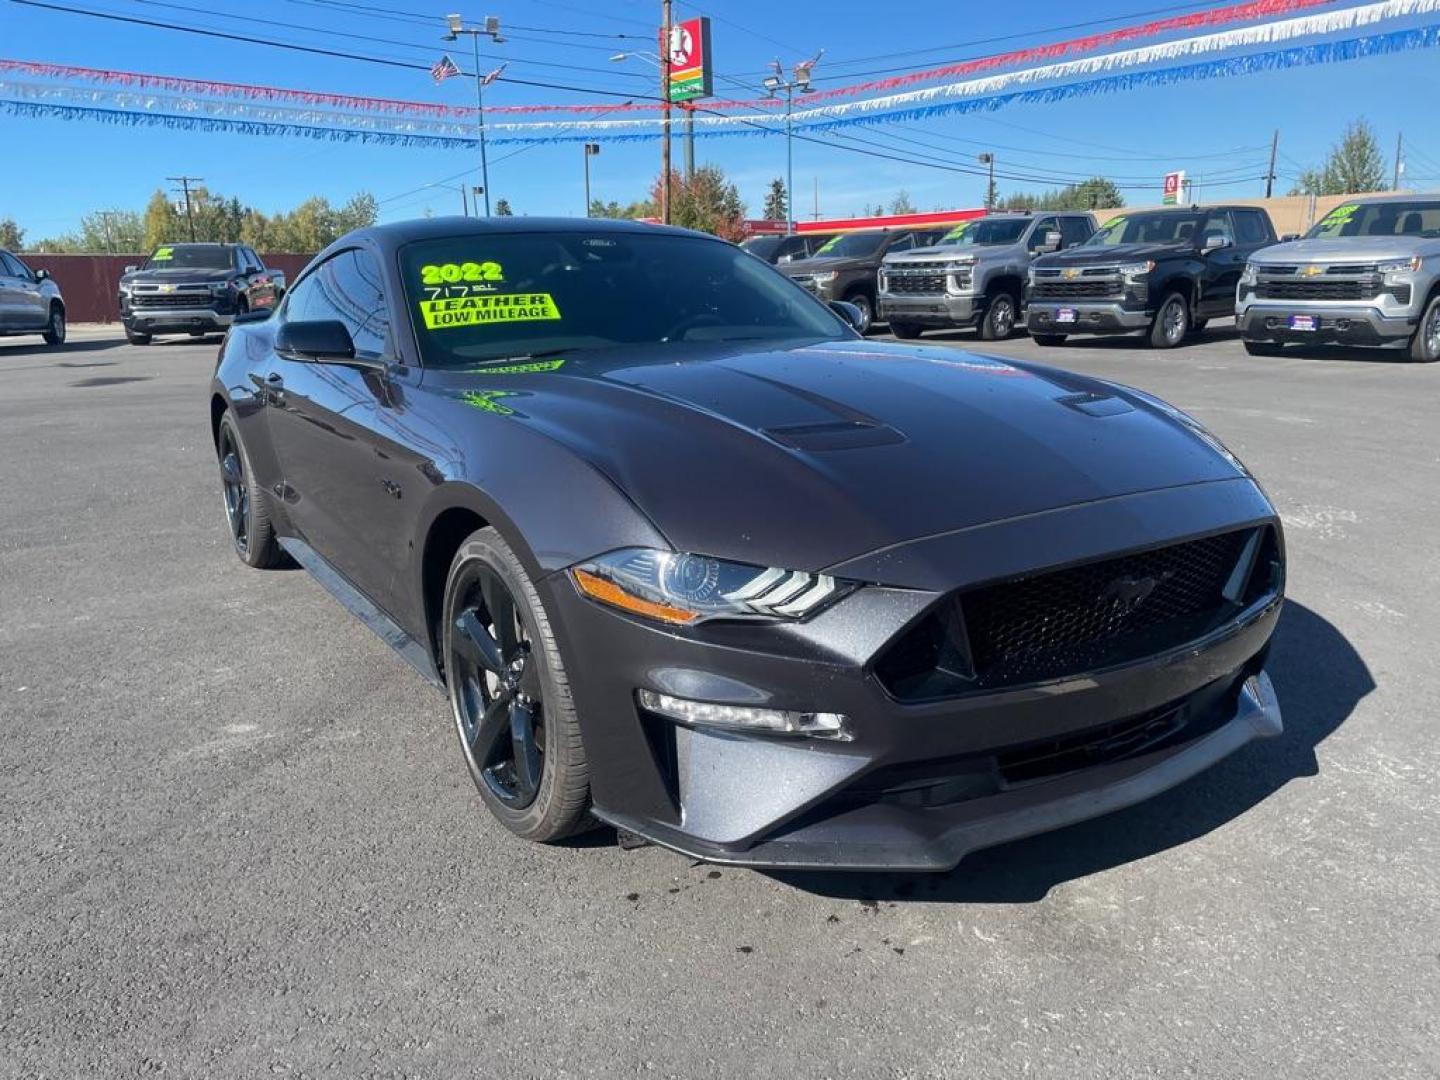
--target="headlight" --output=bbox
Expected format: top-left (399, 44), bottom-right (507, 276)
top-left (811, 270), bottom-right (837, 284)
top-left (571, 548), bottom-right (852, 625)
top-left (1118, 260), bottom-right (1155, 279)
top-left (1379, 256), bottom-right (1422, 275)
top-left (945, 257), bottom-right (977, 272)
top-left (118, 282), bottom-right (132, 297)
top-left (1240, 261), bottom-right (1258, 286)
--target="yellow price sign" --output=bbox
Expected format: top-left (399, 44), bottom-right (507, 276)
top-left (419, 293), bottom-right (562, 331)
top-left (152, 247), bottom-right (174, 260)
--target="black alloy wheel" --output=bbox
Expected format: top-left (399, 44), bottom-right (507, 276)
top-left (215, 412), bottom-right (282, 568)
top-left (442, 528), bottom-right (590, 840)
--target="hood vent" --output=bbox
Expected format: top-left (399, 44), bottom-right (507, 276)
top-left (762, 419), bottom-right (906, 452)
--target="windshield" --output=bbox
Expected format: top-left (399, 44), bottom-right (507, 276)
top-left (812, 231), bottom-right (890, 258)
top-left (1305, 200), bottom-right (1440, 239)
top-left (400, 230), bottom-right (851, 368)
top-left (144, 244), bottom-right (232, 270)
top-left (739, 236), bottom-right (783, 259)
top-left (1085, 213), bottom-right (1204, 247)
top-left (940, 219), bottom-right (1028, 247)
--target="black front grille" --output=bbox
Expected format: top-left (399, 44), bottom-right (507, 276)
top-left (1031, 280), bottom-right (1120, 299)
top-left (887, 274), bottom-right (947, 294)
top-left (131, 292), bottom-right (217, 309)
top-left (874, 527), bottom-right (1281, 700)
top-left (1256, 279), bottom-right (1381, 301)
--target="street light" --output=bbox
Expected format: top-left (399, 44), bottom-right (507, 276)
top-left (978, 152), bottom-right (995, 210)
top-left (611, 51), bottom-right (696, 180)
top-left (443, 14), bottom-right (504, 216)
top-left (583, 143), bottom-right (600, 216)
top-left (761, 52), bottom-right (821, 236)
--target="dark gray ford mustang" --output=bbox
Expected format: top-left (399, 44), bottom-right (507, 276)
top-left (209, 217), bottom-right (1285, 871)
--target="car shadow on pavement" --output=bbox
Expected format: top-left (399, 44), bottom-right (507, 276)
top-left (768, 600), bottom-right (1372, 904)
top-left (0, 338), bottom-right (128, 358)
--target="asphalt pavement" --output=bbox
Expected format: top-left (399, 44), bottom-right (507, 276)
top-left (2, 321), bottom-right (1436, 1079)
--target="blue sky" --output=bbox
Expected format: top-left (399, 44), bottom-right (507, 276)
top-left (4, 0), bottom-right (1440, 240)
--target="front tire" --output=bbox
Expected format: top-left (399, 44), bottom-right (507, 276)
top-left (844, 292), bottom-right (874, 334)
top-left (1032, 334), bottom-right (1067, 347)
top-left (215, 411), bottom-right (283, 569)
top-left (979, 290), bottom-right (1018, 341)
top-left (125, 327), bottom-right (152, 345)
top-left (42, 304), bottom-right (66, 346)
top-left (1149, 291), bottom-right (1190, 349)
top-left (1408, 293), bottom-right (1440, 362)
top-left (890, 321), bottom-right (923, 340)
top-left (443, 527), bottom-right (591, 843)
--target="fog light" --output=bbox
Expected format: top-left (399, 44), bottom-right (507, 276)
top-left (636, 688), bottom-right (852, 741)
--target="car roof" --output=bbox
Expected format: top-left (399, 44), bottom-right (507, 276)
top-left (351, 215), bottom-right (714, 256)
top-left (1342, 193), bottom-right (1440, 205)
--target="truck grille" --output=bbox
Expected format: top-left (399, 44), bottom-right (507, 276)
top-left (886, 274), bottom-right (947, 295)
top-left (131, 293), bottom-right (219, 309)
top-left (1255, 279), bottom-right (1381, 301)
top-left (1031, 280), bottom-right (1121, 299)
top-left (874, 527), bottom-right (1282, 700)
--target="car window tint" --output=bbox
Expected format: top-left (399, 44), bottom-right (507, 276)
top-left (1201, 212), bottom-right (1236, 246)
top-left (0, 252), bottom-right (26, 276)
top-left (284, 249), bottom-right (391, 356)
top-left (1234, 211), bottom-right (1268, 244)
top-left (1059, 217), bottom-right (1093, 247)
top-left (1029, 218), bottom-right (1058, 250)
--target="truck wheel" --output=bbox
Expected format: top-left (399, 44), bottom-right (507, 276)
top-left (1148, 291), bottom-right (1190, 349)
top-left (1031, 334), bottom-right (1067, 347)
top-left (979, 290), bottom-right (1018, 341)
top-left (1408, 294), bottom-right (1440, 362)
top-left (125, 327), bottom-right (152, 346)
top-left (890, 321), bottom-right (923, 340)
top-left (844, 293), bottom-right (874, 334)
top-left (1243, 341), bottom-right (1285, 357)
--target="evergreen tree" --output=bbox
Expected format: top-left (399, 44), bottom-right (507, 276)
top-left (762, 178), bottom-right (788, 222)
top-left (494, 198), bottom-right (514, 216)
top-left (1290, 119), bottom-right (1387, 196)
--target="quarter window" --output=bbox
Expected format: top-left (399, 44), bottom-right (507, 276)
top-left (1059, 217), bottom-right (1093, 247)
top-left (283, 249), bottom-right (391, 357)
top-left (1234, 211), bottom-right (1269, 245)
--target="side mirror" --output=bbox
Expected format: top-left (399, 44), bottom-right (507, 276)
top-left (34, 268), bottom-right (50, 281)
top-left (1203, 234), bottom-right (1233, 252)
top-left (828, 300), bottom-right (865, 331)
top-left (275, 319), bottom-right (356, 363)
top-left (1281, 233), bottom-right (1300, 242)
top-left (1037, 230), bottom-right (1062, 252)
top-left (124, 264), bottom-right (138, 274)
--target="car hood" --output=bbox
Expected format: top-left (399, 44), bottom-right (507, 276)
top-left (884, 243), bottom-right (1021, 266)
top-left (1251, 236), bottom-right (1440, 263)
top-left (780, 255), bottom-right (873, 276)
top-left (122, 268), bottom-right (233, 285)
top-left (1034, 242), bottom-right (1192, 268)
top-left (424, 340), bottom-right (1245, 572)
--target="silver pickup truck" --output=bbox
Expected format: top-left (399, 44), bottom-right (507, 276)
top-left (878, 212), bottom-right (1096, 340)
top-left (1236, 194), bottom-right (1440, 362)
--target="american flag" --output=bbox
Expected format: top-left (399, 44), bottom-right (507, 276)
top-left (430, 54), bottom-right (460, 83)
top-left (481, 63), bottom-right (507, 87)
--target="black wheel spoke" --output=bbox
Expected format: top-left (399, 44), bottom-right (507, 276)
top-left (471, 687), bottom-right (514, 762)
top-left (508, 699), bottom-right (542, 799)
top-left (481, 571), bottom-right (520, 658)
top-left (454, 609), bottom-right (503, 675)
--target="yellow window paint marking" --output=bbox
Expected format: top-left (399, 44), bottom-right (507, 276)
top-left (943, 222), bottom-right (976, 242)
top-left (419, 293), bottom-right (561, 331)
top-left (1319, 204), bottom-right (1359, 226)
top-left (470, 358), bottom-right (566, 374)
top-left (420, 261), bottom-right (504, 286)
top-left (153, 247), bottom-right (174, 260)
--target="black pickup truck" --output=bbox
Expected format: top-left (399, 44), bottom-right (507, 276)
top-left (1026, 205), bottom-right (1278, 348)
top-left (118, 243), bottom-right (285, 345)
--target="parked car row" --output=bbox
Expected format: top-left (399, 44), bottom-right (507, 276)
top-left (0, 247), bottom-right (66, 345)
top-left (751, 194), bottom-right (1439, 361)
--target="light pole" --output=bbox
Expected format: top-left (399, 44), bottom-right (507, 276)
top-left (583, 143), bottom-right (600, 216)
top-left (611, 51), bottom-right (694, 180)
top-left (978, 153), bottom-right (995, 210)
top-left (443, 14), bottom-right (504, 216)
top-left (762, 54), bottom-right (820, 236)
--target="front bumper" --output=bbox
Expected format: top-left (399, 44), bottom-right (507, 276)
top-left (879, 293), bottom-right (981, 327)
top-left (123, 307), bottom-right (235, 333)
top-left (540, 479), bottom-right (1284, 871)
top-left (1027, 301), bottom-right (1151, 335)
top-left (1236, 301), bottom-right (1415, 347)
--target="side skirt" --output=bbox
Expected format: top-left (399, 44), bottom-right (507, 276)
top-left (278, 536), bottom-right (444, 691)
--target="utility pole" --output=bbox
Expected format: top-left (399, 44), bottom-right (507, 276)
top-left (1394, 131), bottom-right (1404, 191)
top-left (813, 176), bottom-right (819, 221)
top-left (1265, 129), bottom-right (1279, 197)
top-left (660, 0), bottom-right (673, 224)
top-left (167, 176), bottom-right (202, 242)
top-left (763, 53), bottom-right (820, 235)
top-left (444, 14), bottom-right (505, 216)
top-left (97, 211), bottom-right (116, 254)
top-left (583, 142), bottom-right (600, 216)
top-left (978, 153), bottom-right (995, 210)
